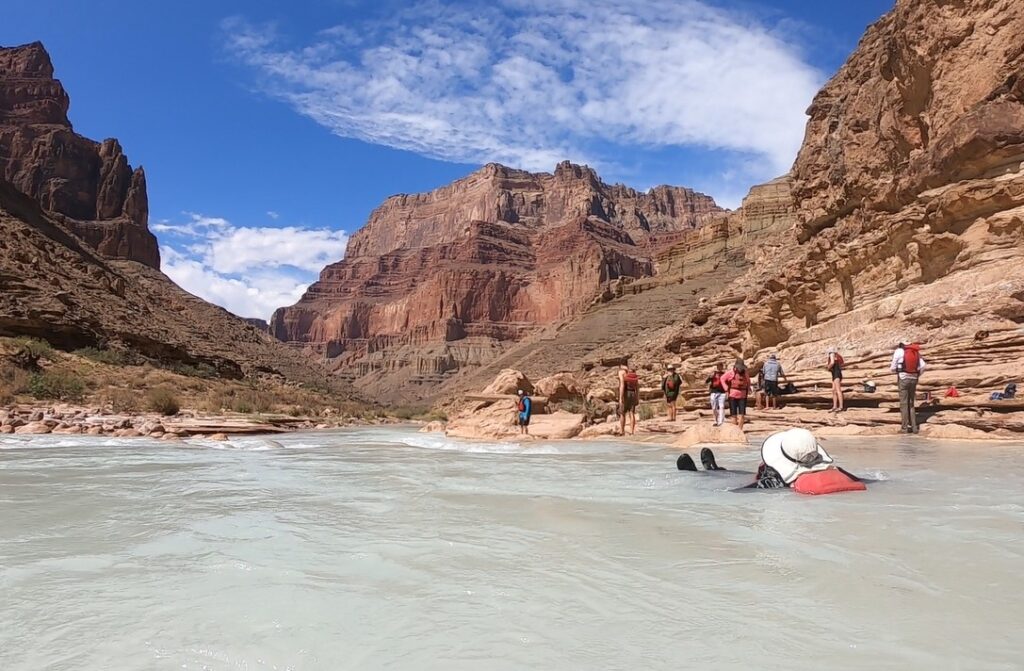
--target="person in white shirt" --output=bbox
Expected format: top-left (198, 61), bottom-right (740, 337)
top-left (890, 339), bottom-right (927, 433)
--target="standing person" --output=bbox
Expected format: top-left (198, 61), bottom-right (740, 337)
top-left (827, 347), bottom-right (845, 412)
top-left (619, 364), bottom-right (640, 436)
top-left (705, 363), bottom-right (727, 426)
top-left (761, 354), bottom-right (788, 410)
top-left (516, 389), bottom-right (532, 435)
top-left (890, 340), bottom-right (926, 433)
top-left (662, 364), bottom-right (683, 421)
top-left (754, 363), bottom-right (767, 411)
top-left (721, 359), bottom-right (751, 431)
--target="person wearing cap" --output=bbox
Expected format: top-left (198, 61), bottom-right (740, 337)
top-left (661, 364), bottom-right (683, 421)
top-left (827, 347), bottom-right (845, 413)
top-left (761, 353), bottom-right (788, 410)
top-left (890, 339), bottom-right (927, 433)
top-left (756, 428), bottom-right (836, 489)
top-left (515, 389), bottom-right (532, 435)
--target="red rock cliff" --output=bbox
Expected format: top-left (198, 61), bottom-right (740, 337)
top-left (0, 42), bottom-right (158, 268)
top-left (272, 162), bottom-right (722, 397)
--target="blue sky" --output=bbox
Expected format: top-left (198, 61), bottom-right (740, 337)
top-left (4, 0), bottom-right (893, 319)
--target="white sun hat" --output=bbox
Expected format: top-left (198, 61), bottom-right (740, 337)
top-left (760, 428), bottom-right (834, 485)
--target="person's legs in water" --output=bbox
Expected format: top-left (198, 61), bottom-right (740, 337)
top-left (700, 447), bottom-right (724, 471)
top-left (677, 453), bottom-right (697, 471)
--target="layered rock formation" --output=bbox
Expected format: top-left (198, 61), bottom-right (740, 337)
top-left (0, 176), bottom-right (340, 382)
top-left (442, 0), bottom-right (1024, 437)
top-left (272, 161), bottom-right (722, 399)
top-left (0, 42), bottom-right (158, 267)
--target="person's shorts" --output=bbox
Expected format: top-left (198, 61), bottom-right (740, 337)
top-left (518, 413), bottom-right (530, 427)
top-left (729, 398), bottom-right (747, 416)
top-left (831, 368), bottom-right (843, 381)
top-left (623, 394), bottom-right (638, 413)
top-left (664, 394), bottom-right (679, 404)
top-left (765, 379), bottom-right (780, 396)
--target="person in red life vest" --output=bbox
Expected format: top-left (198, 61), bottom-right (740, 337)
top-left (661, 364), bottom-right (683, 421)
top-left (516, 389), bottom-right (532, 435)
top-left (890, 339), bottom-right (927, 433)
top-left (618, 364), bottom-right (641, 436)
top-left (705, 362), bottom-right (727, 426)
top-left (720, 358), bottom-right (751, 431)
top-left (754, 428), bottom-right (865, 494)
top-left (827, 347), bottom-right (845, 413)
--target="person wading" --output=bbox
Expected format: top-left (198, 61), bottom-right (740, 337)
top-left (705, 362), bottom-right (727, 426)
top-left (761, 353), bottom-right (788, 410)
top-left (890, 340), bottom-right (926, 433)
top-left (827, 347), bottom-right (845, 413)
top-left (516, 389), bottom-right (532, 435)
top-left (619, 364), bottom-right (640, 436)
top-left (721, 359), bottom-right (751, 431)
top-left (662, 364), bottom-right (683, 421)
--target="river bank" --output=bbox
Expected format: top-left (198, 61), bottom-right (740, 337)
top-left (0, 402), bottom-right (402, 440)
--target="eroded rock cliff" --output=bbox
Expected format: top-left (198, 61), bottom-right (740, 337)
top-left (272, 161), bottom-right (723, 400)
top-left (446, 0), bottom-right (1024, 437)
top-left (0, 42), bottom-right (158, 268)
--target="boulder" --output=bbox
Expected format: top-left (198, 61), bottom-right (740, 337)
top-left (0, 425), bottom-right (13, 434)
top-left (919, 423), bottom-right (994, 441)
top-left (160, 432), bottom-right (182, 441)
top-left (86, 426), bottom-right (104, 436)
top-left (114, 429), bottom-right (141, 438)
top-left (52, 425), bottom-right (83, 435)
top-left (445, 399), bottom-right (584, 440)
top-left (209, 433), bottom-right (229, 442)
top-left (534, 373), bottom-right (587, 403)
top-left (587, 388), bottom-right (617, 403)
top-left (15, 421), bottom-right (52, 435)
top-left (482, 369), bottom-right (534, 396)
top-left (673, 423), bottom-right (749, 450)
top-left (419, 420), bottom-right (446, 433)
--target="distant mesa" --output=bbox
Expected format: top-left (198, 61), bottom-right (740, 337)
top-left (269, 160), bottom-right (725, 400)
top-left (0, 42), bottom-right (158, 268)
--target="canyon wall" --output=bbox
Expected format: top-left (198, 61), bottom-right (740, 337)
top-left (271, 161), bottom-right (723, 399)
top-left (0, 42), bottom-right (158, 268)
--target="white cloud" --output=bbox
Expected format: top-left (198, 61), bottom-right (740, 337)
top-left (157, 214), bottom-right (348, 319)
top-left (223, 0), bottom-right (823, 182)
top-left (267, 210), bottom-right (280, 219)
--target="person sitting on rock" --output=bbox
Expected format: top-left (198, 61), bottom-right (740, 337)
top-left (516, 389), bottom-right (532, 435)
top-left (619, 364), bottom-right (640, 436)
top-left (662, 364), bottom-right (683, 421)
top-left (827, 347), bottom-right (845, 413)
top-left (705, 362), bottom-right (727, 426)
top-left (721, 359), bottom-right (751, 431)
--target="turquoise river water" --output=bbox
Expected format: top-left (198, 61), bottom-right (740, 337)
top-left (1, 427), bottom-right (1021, 670)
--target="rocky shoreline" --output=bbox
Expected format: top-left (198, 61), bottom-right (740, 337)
top-left (429, 368), bottom-right (1024, 447)
top-left (0, 404), bottom-right (397, 441)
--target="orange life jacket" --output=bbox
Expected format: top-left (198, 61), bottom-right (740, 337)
top-left (624, 371), bottom-right (639, 393)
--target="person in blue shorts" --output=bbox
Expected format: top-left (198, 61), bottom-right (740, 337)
top-left (516, 389), bottom-right (532, 435)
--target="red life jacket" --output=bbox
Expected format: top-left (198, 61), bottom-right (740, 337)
top-left (793, 469), bottom-right (866, 495)
top-left (833, 353), bottom-right (845, 367)
top-left (517, 398), bottom-right (526, 412)
top-left (729, 371), bottom-right (749, 393)
top-left (665, 374), bottom-right (680, 392)
top-left (624, 371), bottom-right (639, 391)
top-left (709, 372), bottom-right (723, 391)
top-left (901, 344), bottom-right (921, 374)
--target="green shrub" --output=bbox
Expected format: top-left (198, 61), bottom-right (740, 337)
top-left (14, 337), bottom-right (54, 360)
top-left (231, 389), bottom-right (273, 414)
top-left (28, 370), bottom-right (85, 401)
top-left (0, 362), bottom-right (31, 401)
top-left (74, 347), bottom-right (132, 366)
top-left (103, 387), bottom-right (139, 413)
top-left (638, 403), bottom-right (655, 421)
top-left (146, 387), bottom-right (181, 416)
top-left (166, 362), bottom-right (218, 379)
